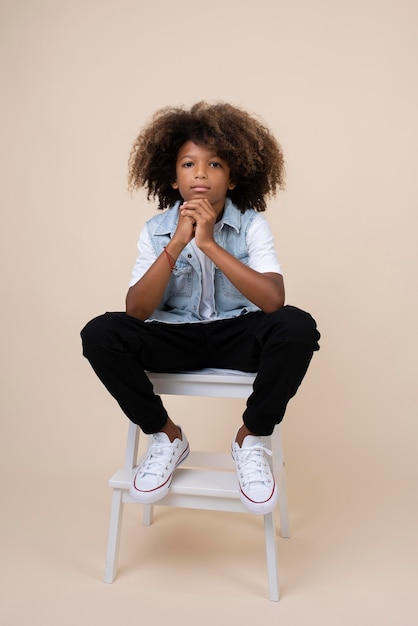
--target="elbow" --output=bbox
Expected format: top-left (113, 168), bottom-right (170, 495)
top-left (262, 295), bottom-right (285, 314)
top-left (125, 292), bottom-right (148, 321)
top-left (260, 273), bottom-right (285, 314)
top-left (261, 283), bottom-right (285, 314)
top-left (125, 304), bottom-right (145, 320)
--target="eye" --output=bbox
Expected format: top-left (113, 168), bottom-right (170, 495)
top-left (182, 161), bottom-right (194, 168)
top-left (209, 161), bottom-right (222, 168)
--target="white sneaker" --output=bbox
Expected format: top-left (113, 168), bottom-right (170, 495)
top-left (130, 428), bottom-right (189, 503)
top-left (231, 434), bottom-right (278, 515)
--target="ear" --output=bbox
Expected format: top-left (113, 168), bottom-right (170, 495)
top-left (172, 181), bottom-right (179, 189)
top-left (228, 182), bottom-right (236, 190)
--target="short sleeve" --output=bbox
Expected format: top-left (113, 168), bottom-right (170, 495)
top-left (247, 214), bottom-right (282, 275)
top-left (128, 226), bottom-right (157, 287)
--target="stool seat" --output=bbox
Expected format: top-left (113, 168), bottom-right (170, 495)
top-left (147, 368), bottom-right (258, 397)
top-left (104, 369), bottom-right (290, 601)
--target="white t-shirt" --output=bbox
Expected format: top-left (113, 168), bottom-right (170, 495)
top-left (129, 212), bottom-right (282, 320)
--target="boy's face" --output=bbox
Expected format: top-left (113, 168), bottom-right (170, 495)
top-left (172, 141), bottom-right (235, 216)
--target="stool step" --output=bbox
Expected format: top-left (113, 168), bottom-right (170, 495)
top-left (110, 465), bottom-right (238, 497)
top-left (172, 466), bottom-right (238, 497)
top-left (182, 450), bottom-right (235, 470)
top-left (110, 465), bottom-right (247, 512)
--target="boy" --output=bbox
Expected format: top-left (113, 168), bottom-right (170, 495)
top-left (81, 101), bottom-right (320, 515)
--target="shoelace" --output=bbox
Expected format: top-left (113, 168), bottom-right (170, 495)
top-left (235, 445), bottom-right (273, 487)
top-left (139, 437), bottom-right (178, 479)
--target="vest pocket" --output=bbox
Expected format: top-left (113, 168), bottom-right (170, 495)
top-left (167, 261), bottom-right (193, 296)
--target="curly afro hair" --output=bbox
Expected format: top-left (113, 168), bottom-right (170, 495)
top-left (128, 101), bottom-right (285, 212)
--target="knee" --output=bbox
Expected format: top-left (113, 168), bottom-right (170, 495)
top-left (80, 312), bottom-right (123, 354)
top-left (81, 314), bottom-right (107, 353)
top-left (271, 306), bottom-right (320, 346)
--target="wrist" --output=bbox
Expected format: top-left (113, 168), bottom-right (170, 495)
top-left (197, 238), bottom-right (218, 256)
top-left (163, 247), bottom-right (176, 271)
top-left (165, 239), bottom-right (185, 260)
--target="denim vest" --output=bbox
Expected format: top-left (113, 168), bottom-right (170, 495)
top-left (145, 198), bottom-right (261, 323)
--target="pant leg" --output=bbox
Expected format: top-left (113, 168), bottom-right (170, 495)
top-left (202, 306), bottom-right (320, 436)
top-left (80, 312), bottom-right (206, 433)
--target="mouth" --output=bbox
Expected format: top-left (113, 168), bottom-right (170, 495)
top-left (191, 186), bottom-right (210, 192)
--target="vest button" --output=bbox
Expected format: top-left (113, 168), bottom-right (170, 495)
top-left (187, 254), bottom-right (192, 258)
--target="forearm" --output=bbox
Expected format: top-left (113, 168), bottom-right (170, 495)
top-left (125, 240), bottom-right (184, 320)
top-left (200, 241), bottom-right (285, 313)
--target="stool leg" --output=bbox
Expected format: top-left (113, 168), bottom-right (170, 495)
top-left (264, 511), bottom-right (280, 601)
top-left (104, 488), bottom-right (124, 583)
top-left (125, 422), bottom-right (139, 469)
top-left (143, 504), bottom-right (154, 526)
top-left (140, 435), bottom-right (156, 525)
top-left (271, 427), bottom-right (291, 538)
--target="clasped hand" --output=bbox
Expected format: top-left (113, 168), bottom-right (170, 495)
top-left (175, 198), bottom-right (217, 249)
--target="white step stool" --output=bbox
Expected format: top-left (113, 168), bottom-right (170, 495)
top-left (104, 369), bottom-right (290, 601)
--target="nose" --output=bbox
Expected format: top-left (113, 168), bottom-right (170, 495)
top-left (194, 163), bottom-right (208, 178)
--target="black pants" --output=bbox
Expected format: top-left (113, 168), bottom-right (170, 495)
top-left (81, 306), bottom-right (320, 436)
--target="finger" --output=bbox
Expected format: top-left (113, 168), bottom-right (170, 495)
top-left (181, 203), bottom-right (214, 221)
top-left (181, 198), bottom-right (213, 213)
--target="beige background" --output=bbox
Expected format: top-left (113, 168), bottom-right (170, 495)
top-left (1, 0), bottom-right (417, 623)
